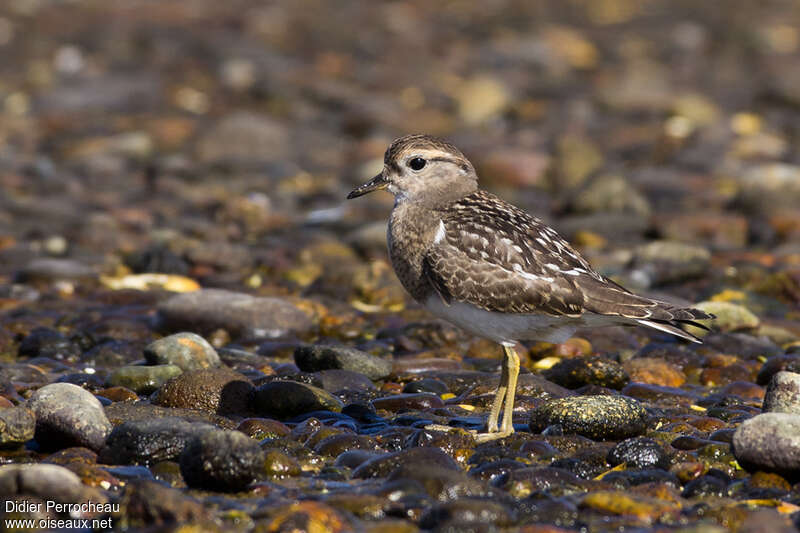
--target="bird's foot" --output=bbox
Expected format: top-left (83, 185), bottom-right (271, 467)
top-left (472, 428), bottom-right (514, 443)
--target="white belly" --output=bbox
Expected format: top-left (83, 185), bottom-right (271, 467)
top-left (424, 296), bottom-right (581, 346)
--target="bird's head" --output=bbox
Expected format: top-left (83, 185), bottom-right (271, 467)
top-left (347, 134), bottom-right (478, 206)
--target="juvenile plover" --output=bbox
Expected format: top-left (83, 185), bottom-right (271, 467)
top-left (348, 134), bottom-right (712, 441)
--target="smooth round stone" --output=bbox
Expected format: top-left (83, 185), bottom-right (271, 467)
top-left (237, 418), bottom-right (290, 440)
top-left (28, 383), bottom-right (112, 451)
top-left (179, 429), bottom-right (264, 491)
top-left (371, 393), bottom-right (444, 412)
top-left (607, 437), bottom-right (669, 469)
top-left (144, 332), bottom-right (221, 371)
top-left (691, 301), bottom-right (759, 333)
top-left (387, 462), bottom-right (490, 502)
top-left (624, 358), bottom-right (686, 387)
top-left (263, 449), bottom-right (301, 478)
top-left (0, 463), bottom-right (105, 503)
top-left (108, 364), bottom-right (183, 395)
top-left (352, 446), bottom-right (460, 479)
top-left (119, 479), bottom-right (209, 528)
top-left (153, 367), bottom-right (253, 415)
top-left (529, 395), bottom-right (648, 441)
top-left (420, 497), bottom-right (516, 529)
top-left (294, 344), bottom-right (392, 380)
top-left (99, 417), bottom-right (215, 465)
top-left (252, 380), bottom-right (343, 419)
top-left (542, 356), bottom-right (629, 390)
top-left (315, 369), bottom-right (376, 393)
top-left (80, 340), bottom-right (141, 368)
top-left (403, 378), bottom-right (449, 395)
top-left (762, 372), bottom-right (800, 414)
top-left (629, 241), bottom-right (710, 286)
top-left (0, 406), bottom-right (35, 446)
top-left (15, 258), bottom-right (95, 284)
top-left (156, 288), bottom-right (311, 338)
top-left (732, 413), bottom-right (800, 474)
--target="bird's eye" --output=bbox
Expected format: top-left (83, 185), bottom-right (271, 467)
top-left (408, 157), bottom-right (426, 171)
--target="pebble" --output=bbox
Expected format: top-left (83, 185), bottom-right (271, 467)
top-left (733, 413), bottom-right (800, 475)
top-left (27, 383), bottom-right (112, 451)
top-left (107, 364), bottom-right (183, 395)
top-left (529, 395), bottom-right (648, 440)
top-left (143, 332), bottom-right (221, 371)
top-left (252, 380), bottom-right (344, 419)
top-left (371, 393), bottom-right (445, 412)
top-left (0, 463), bottom-right (106, 503)
top-left (17, 327), bottom-right (81, 361)
top-left (156, 288), bottom-right (312, 337)
top-left (15, 258), bottom-right (95, 284)
top-left (118, 479), bottom-right (209, 528)
top-left (607, 437), bottom-right (670, 469)
top-left (294, 344), bottom-right (392, 380)
top-left (353, 446), bottom-right (459, 479)
top-left (624, 358), bottom-right (686, 387)
top-left (179, 429), bottom-right (264, 491)
top-left (153, 367), bottom-right (253, 415)
top-left (315, 369), bottom-right (377, 393)
top-left (690, 301), bottom-right (759, 334)
top-left (99, 417), bottom-right (215, 465)
top-left (757, 354), bottom-right (800, 386)
top-left (762, 371), bottom-right (800, 413)
top-left (629, 240), bottom-right (711, 286)
top-left (0, 406), bottom-right (35, 446)
top-left (542, 356), bottom-right (630, 390)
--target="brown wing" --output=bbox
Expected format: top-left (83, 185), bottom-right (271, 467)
top-left (424, 191), bottom-right (714, 332)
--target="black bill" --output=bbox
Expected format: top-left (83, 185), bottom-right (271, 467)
top-left (347, 172), bottom-right (388, 199)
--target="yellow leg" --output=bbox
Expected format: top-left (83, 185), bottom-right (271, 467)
top-left (500, 344), bottom-right (519, 434)
top-left (475, 343), bottom-right (518, 443)
top-left (486, 358), bottom-right (508, 433)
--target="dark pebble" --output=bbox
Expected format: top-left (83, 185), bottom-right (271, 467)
top-left (252, 380), bottom-right (344, 419)
top-left (18, 327), bottom-right (81, 361)
top-left (15, 258), bottom-right (95, 284)
top-left (28, 383), bottom-right (112, 451)
top-left (682, 474), bottom-right (728, 498)
top-left (757, 354), bottom-right (800, 386)
top-left (387, 462), bottom-right (491, 501)
top-left (607, 437), bottom-right (670, 469)
top-left (237, 418), bottom-right (290, 440)
top-left (419, 497), bottom-right (516, 529)
top-left (371, 392), bottom-right (445, 412)
top-left (0, 463), bottom-right (105, 503)
top-left (119, 479), bottom-right (209, 528)
top-left (315, 369), bottom-right (377, 393)
top-left (403, 378), bottom-right (449, 395)
top-left (107, 364), bottom-right (183, 395)
top-left (529, 395), bottom-right (648, 440)
top-left (99, 417), bottom-right (215, 465)
top-left (352, 446), bottom-right (459, 479)
top-left (144, 332), bottom-right (221, 371)
top-left (153, 367), bottom-right (253, 415)
top-left (543, 356), bottom-right (630, 390)
top-left (179, 429), bottom-right (264, 491)
top-left (294, 344), bottom-right (392, 380)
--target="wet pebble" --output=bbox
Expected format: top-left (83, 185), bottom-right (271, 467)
top-left (179, 429), bottom-right (264, 491)
top-left (419, 497), bottom-right (516, 529)
top-left (691, 301), bottom-right (759, 334)
top-left (99, 417), bottom-right (215, 465)
top-left (607, 437), bottom-right (670, 469)
top-left (294, 344), bottom-right (392, 380)
top-left (371, 393), bottom-right (444, 412)
top-left (15, 258), bottom-right (95, 284)
top-left (157, 288), bottom-right (312, 337)
top-left (0, 406), bottom-right (35, 447)
top-left (119, 479), bottom-right (209, 528)
top-left (757, 354), bottom-right (800, 386)
top-left (107, 364), bottom-right (183, 395)
top-left (353, 446), bottom-right (459, 479)
top-left (252, 380), bottom-right (344, 419)
top-left (403, 378), bottom-right (449, 395)
top-left (153, 367), bottom-right (253, 415)
top-left (18, 327), bottom-right (82, 361)
top-left (237, 418), bottom-right (290, 440)
top-left (143, 332), bottom-right (221, 371)
top-left (629, 240), bottom-right (711, 286)
top-left (529, 395), bottom-right (648, 440)
top-left (542, 356), bottom-right (630, 390)
top-left (624, 358), bottom-right (686, 387)
top-left (28, 383), bottom-right (112, 451)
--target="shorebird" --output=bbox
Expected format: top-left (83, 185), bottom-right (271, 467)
top-left (347, 134), bottom-right (712, 441)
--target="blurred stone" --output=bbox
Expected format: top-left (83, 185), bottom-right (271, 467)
top-left (624, 358), bottom-right (686, 387)
top-left (530, 395), bottom-right (647, 440)
top-left (252, 380), bottom-right (344, 419)
top-left (542, 356), bottom-right (629, 390)
top-left (179, 429), bottom-right (263, 491)
top-left (99, 417), bottom-right (215, 465)
top-left (455, 76), bottom-right (509, 125)
top-left (15, 258), bottom-right (95, 284)
top-left (688, 301), bottom-right (759, 337)
top-left (157, 289), bottom-right (312, 338)
top-left (153, 368), bottom-right (253, 415)
top-left (0, 405), bottom-right (35, 447)
top-left (196, 111), bottom-right (289, 164)
top-left (629, 241), bottom-right (711, 287)
top-left (108, 365), bottom-right (183, 395)
top-left (733, 413), bottom-right (800, 475)
top-left (572, 174), bottom-right (651, 216)
top-left (144, 332), bottom-right (221, 371)
top-left (294, 344), bottom-right (392, 380)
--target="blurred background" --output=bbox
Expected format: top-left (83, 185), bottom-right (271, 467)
top-left (1, 0), bottom-right (800, 322)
